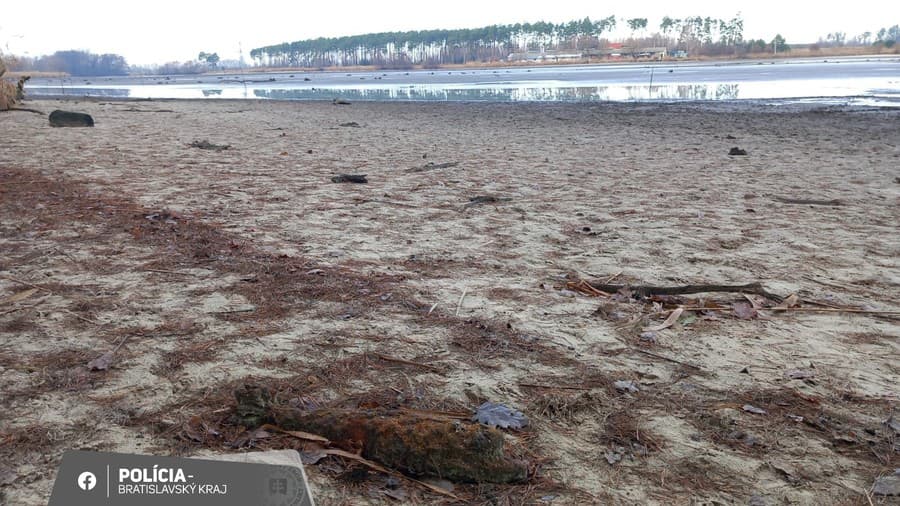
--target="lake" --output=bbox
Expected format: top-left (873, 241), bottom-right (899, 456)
top-left (24, 56), bottom-right (900, 106)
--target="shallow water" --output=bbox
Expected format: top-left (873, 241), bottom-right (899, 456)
top-left (25, 56), bottom-right (900, 106)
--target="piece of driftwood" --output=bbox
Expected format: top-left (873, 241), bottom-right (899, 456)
top-left (584, 281), bottom-right (784, 303)
top-left (331, 174), bottom-right (368, 183)
top-left (773, 196), bottom-right (844, 206)
top-left (8, 107), bottom-right (44, 115)
top-left (233, 384), bottom-right (528, 484)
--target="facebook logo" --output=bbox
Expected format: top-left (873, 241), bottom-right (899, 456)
top-left (76, 471), bottom-right (97, 491)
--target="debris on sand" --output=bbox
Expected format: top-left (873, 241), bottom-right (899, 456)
top-left (873, 469), bottom-right (900, 496)
top-left (339, 122), bottom-right (360, 128)
top-left (331, 174), bottom-right (368, 183)
top-left (406, 161), bottom-right (459, 173)
top-left (472, 402), bottom-right (529, 430)
top-left (773, 196), bottom-right (844, 206)
top-left (742, 404), bottom-right (768, 415)
top-left (49, 110), bottom-right (94, 127)
top-left (232, 384), bottom-right (529, 484)
top-left (728, 147), bottom-right (747, 155)
top-left (614, 380), bottom-right (640, 394)
top-left (463, 195), bottom-right (512, 210)
top-left (190, 140), bottom-right (231, 151)
top-left (332, 98), bottom-right (351, 105)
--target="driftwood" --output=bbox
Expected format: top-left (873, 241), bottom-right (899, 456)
top-left (233, 384), bottom-right (528, 484)
top-left (773, 196), bottom-right (844, 206)
top-left (331, 174), bottom-right (368, 183)
top-left (584, 281), bottom-right (784, 303)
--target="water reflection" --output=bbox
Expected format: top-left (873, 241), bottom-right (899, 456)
top-left (250, 83), bottom-right (742, 102)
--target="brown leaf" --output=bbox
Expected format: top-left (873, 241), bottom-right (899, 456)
top-left (87, 351), bottom-right (115, 371)
top-left (732, 302), bottom-right (758, 320)
top-left (643, 307), bottom-right (684, 332)
top-left (230, 427), bottom-right (273, 448)
top-left (1, 288), bottom-right (38, 305)
top-left (776, 293), bottom-right (800, 309)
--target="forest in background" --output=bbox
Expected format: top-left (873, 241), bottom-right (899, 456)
top-left (2, 18), bottom-right (899, 75)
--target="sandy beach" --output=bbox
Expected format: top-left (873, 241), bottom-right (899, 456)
top-left (1, 98), bottom-right (898, 504)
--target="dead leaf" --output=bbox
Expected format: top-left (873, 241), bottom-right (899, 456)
top-left (776, 293), bottom-right (800, 309)
top-left (733, 302), bottom-right (758, 320)
top-left (229, 427), bottom-right (273, 448)
top-left (87, 351), bottom-right (115, 371)
top-left (643, 307), bottom-right (684, 332)
top-left (299, 444), bottom-right (328, 465)
top-left (1, 288), bottom-right (38, 305)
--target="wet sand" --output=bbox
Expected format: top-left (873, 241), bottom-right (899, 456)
top-left (1, 99), bottom-right (898, 504)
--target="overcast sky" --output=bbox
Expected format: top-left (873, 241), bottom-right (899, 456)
top-left (3, 1), bottom-right (898, 65)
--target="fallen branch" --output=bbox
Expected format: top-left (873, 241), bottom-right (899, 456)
top-left (0, 275), bottom-right (53, 293)
top-left (632, 348), bottom-right (702, 370)
top-left (455, 287), bottom-right (468, 316)
top-left (677, 306), bottom-right (899, 315)
top-left (584, 281), bottom-right (783, 302)
top-left (324, 448), bottom-right (458, 499)
top-left (371, 353), bottom-right (442, 373)
top-left (519, 383), bottom-right (592, 391)
top-left (774, 196), bottom-right (844, 206)
top-left (9, 107), bottom-right (45, 115)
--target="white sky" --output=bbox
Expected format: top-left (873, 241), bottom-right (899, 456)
top-left (3, 1), bottom-right (898, 65)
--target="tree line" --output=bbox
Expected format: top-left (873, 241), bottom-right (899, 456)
top-left (13, 50), bottom-right (128, 76)
top-left (249, 15), bottom-right (750, 68)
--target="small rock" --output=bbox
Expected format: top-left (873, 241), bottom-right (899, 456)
top-left (748, 494), bottom-right (769, 506)
top-left (785, 369), bottom-right (816, 380)
top-left (742, 404), bottom-right (767, 415)
top-left (728, 147), bottom-right (748, 156)
top-left (614, 380), bottom-right (639, 393)
top-left (873, 469), bottom-right (900, 496)
top-left (639, 331), bottom-right (657, 343)
top-left (472, 402), bottom-right (528, 429)
top-left (604, 450), bottom-right (622, 465)
top-left (49, 109), bottom-right (94, 127)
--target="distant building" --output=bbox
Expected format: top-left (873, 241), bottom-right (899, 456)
top-left (507, 50), bottom-right (583, 62)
